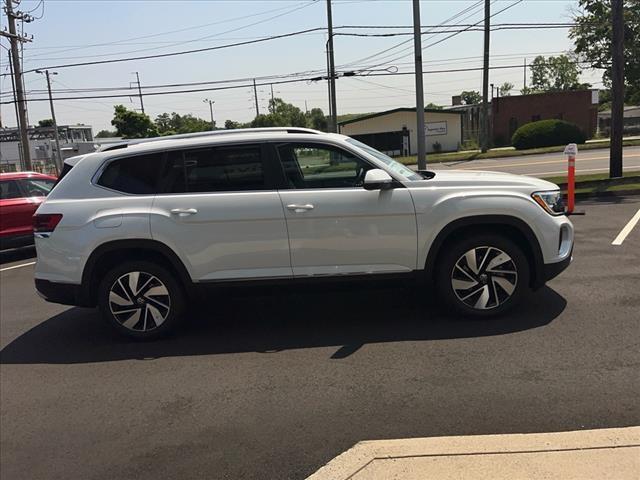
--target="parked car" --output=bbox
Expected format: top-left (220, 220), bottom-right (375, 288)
top-left (0, 172), bottom-right (57, 250)
top-left (33, 128), bottom-right (573, 339)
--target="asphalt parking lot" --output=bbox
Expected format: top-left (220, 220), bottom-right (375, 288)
top-left (1, 198), bottom-right (639, 480)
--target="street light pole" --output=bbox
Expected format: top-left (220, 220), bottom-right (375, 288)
top-left (36, 69), bottom-right (63, 173)
top-left (203, 99), bottom-right (215, 130)
top-left (412, 0), bottom-right (426, 170)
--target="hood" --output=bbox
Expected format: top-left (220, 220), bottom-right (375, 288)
top-left (408, 169), bottom-right (559, 192)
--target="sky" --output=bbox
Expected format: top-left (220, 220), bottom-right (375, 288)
top-left (0, 0), bottom-right (604, 133)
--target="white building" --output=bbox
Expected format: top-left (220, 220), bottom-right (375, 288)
top-left (338, 107), bottom-right (463, 156)
top-left (0, 125), bottom-right (95, 173)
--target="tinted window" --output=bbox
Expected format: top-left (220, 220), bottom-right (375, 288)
top-left (277, 143), bottom-right (372, 189)
top-left (163, 146), bottom-right (266, 193)
top-left (97, 153), bottom-right (163, 194)
top-left (0, 180), bottom-right (23, 200)
top-left (21, 178), bottom-right (55, 197)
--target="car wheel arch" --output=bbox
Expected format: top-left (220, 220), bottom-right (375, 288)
top-left (80, 239), bottom-right (193, 306)
top-left (423, 215), bottom-right (545, 289)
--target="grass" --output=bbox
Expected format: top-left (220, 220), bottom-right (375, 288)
top-left (396, 137), bottom-right (640, 166)
top-left (541, 171), bottom-right (640, 197)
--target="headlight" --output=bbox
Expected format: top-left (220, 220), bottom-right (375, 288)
top-left (532, 190), bottom-right (565, 215)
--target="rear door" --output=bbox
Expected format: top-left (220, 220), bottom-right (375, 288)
top-left (275, 142), bottom-right (417, 277)
top-left (0, 179), bottom-right (35, 238)
top-left (150, 144), bottom-right (291, 282)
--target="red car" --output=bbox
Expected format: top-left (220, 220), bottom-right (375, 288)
top-left (0, 172), bottom-right (57, 249)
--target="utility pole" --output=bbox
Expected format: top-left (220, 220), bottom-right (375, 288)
top-left (36, 70), bottom-right (63, 172)
top-left (270, 84), bottom-right (275, 105)
top-left (253, 78), bottom-right (259, 116)
top-left (133, 72), bottom-right (144, 114)
top-left (480, 0), bottom-right (491, 153)
top-left (523, 58), bottom-right (527, 90)
top-left (412, 0), bottom-right (426, 170)
top-left (610, 0), bottom-right (624, 178)
top-left (326, 0), bottom-right (337, 133)
top-left (3, 0), bottom-right (33, 170)
top-left (203, 98), bottom-right (215, 130)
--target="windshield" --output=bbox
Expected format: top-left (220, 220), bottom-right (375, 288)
top-left (345, 138), bottom-right (422, 181)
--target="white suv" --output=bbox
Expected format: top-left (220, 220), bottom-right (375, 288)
top-left (33, 128), bottom-right (573, 338)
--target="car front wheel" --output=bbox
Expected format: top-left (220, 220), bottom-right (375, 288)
top-left (436, 234), bottom-right (530, 317)
top-left (98, 261), bottom-right (185, 339)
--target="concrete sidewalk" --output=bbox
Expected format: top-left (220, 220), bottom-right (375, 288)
top-left (308, 427), bottom-right (640, 479)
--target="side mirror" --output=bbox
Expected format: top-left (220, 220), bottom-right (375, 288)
top-left (363, 169), bottom-right (394, 190)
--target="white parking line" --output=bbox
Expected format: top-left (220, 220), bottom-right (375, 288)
top-left (612, 208), bottom-right (640, 246)
top-left (0, 261), bottom-right (36, 272)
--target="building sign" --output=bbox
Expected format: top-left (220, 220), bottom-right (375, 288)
top-left (425, 121), bottom-right (447, 136)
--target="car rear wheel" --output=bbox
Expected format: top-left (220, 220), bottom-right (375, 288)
top-left (436, 234), bottom-right (530, 317)
top-left (98, 261), bottom-right (185, 339)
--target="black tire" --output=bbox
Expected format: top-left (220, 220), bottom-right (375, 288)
top-left (97, 261), bottom-right (186, 339)
top-left (435, 233), bottom-right (530, 318)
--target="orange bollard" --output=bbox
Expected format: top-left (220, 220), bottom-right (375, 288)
top-left (563, 143), bottom-right (578, 214)
top-left (567, 154), bottom-right (575, 214)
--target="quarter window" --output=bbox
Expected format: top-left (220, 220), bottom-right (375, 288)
top-left (97, 153), bottom-right (163, 194)
top-left (277, 143), bottom-right (372, 189)
top-left (163, 146), bottom-right (266, 193)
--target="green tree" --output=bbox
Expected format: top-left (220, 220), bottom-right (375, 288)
top-left (499, 82), bottom-right (514, 96)
top-left (38, 119), bottom-right (54, 127)
top-left (154, 112), bottom-right (213, 135)
top-left (95, 129), bottom-right (118, 138)
top-left (425, 102), bottom-right (443, 110)
top-left (570, 0), bottom-right (640, 104)
top-left (460, 90), bottom-right (482, 105)
top-left (111, 105), bottom-right (157, 139)
top-left (225, 119), bottom-right (242, 129)
top-left (305, 107), bottom-right (328, 131)
top-left (529, 55), bottom-right (589, 92)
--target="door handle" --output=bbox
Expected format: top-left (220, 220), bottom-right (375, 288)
top-left (286, 204), bottom-right (314, 213)
top-left (170, 208), bottom-right (198, 217)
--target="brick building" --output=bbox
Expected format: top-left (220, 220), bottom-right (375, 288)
top-left (491, 90), bottom-right (599, 146)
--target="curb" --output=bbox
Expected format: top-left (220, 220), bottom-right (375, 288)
top-left (307, 427), bottom-right (640, 480)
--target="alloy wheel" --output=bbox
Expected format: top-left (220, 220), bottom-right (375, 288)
top-left (451, 246), bottom-right (518, 310)
top-left (108, 271), bottom-right (171, 332)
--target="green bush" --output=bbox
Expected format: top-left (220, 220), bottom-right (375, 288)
top-left (511, 119), bottom-right (587, 150)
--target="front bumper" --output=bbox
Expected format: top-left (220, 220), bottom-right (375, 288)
top-left (542, 249), bottom-right (573, 283)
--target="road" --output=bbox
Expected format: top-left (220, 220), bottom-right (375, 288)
top-left (429, 146), bottom-right (640, 177)
top-left (1, 199), bottom-right (639, 480)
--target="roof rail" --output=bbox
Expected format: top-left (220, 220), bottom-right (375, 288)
top-left (95, 127), bottom-right (322, 152)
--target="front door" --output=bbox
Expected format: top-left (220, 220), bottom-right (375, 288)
top-left (150, 144), bottom-right (291, 282)
top-left (275, 142), bottom-right (417, 277)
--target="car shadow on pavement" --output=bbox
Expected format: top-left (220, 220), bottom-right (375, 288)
top-left (0, 284), bottom-right (566, 365)
top-left (0, 246), bottom-right (36, 265)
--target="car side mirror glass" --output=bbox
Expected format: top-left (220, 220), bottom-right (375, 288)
top-left (364, 169), bottom-right (394, 190)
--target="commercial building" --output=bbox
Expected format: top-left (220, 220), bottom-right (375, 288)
top-left (598, 105), bottom-right (640, 136)
top-left (338, 107), bottom-right (463, 156)
top-left (0, 124), bottom-right (95, 173)
top-left (491, 90), bottom-right (599, 146)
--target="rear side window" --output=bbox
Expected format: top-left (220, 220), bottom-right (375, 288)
top-left (163, 145), bottom-right (266, 193)
top-left (0, 180), bottom-right (23, 200)
top-left (97, 153), bottom-right (163, 194)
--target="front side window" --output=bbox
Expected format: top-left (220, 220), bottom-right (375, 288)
top-left (163, 145), bottom-right (266, 193)
top-left (97, 153), bottom-right (163, 194)
top-left (20, 178), bottom-right (55, 197)
top-left (277, 143), bottom-right (372, 189)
